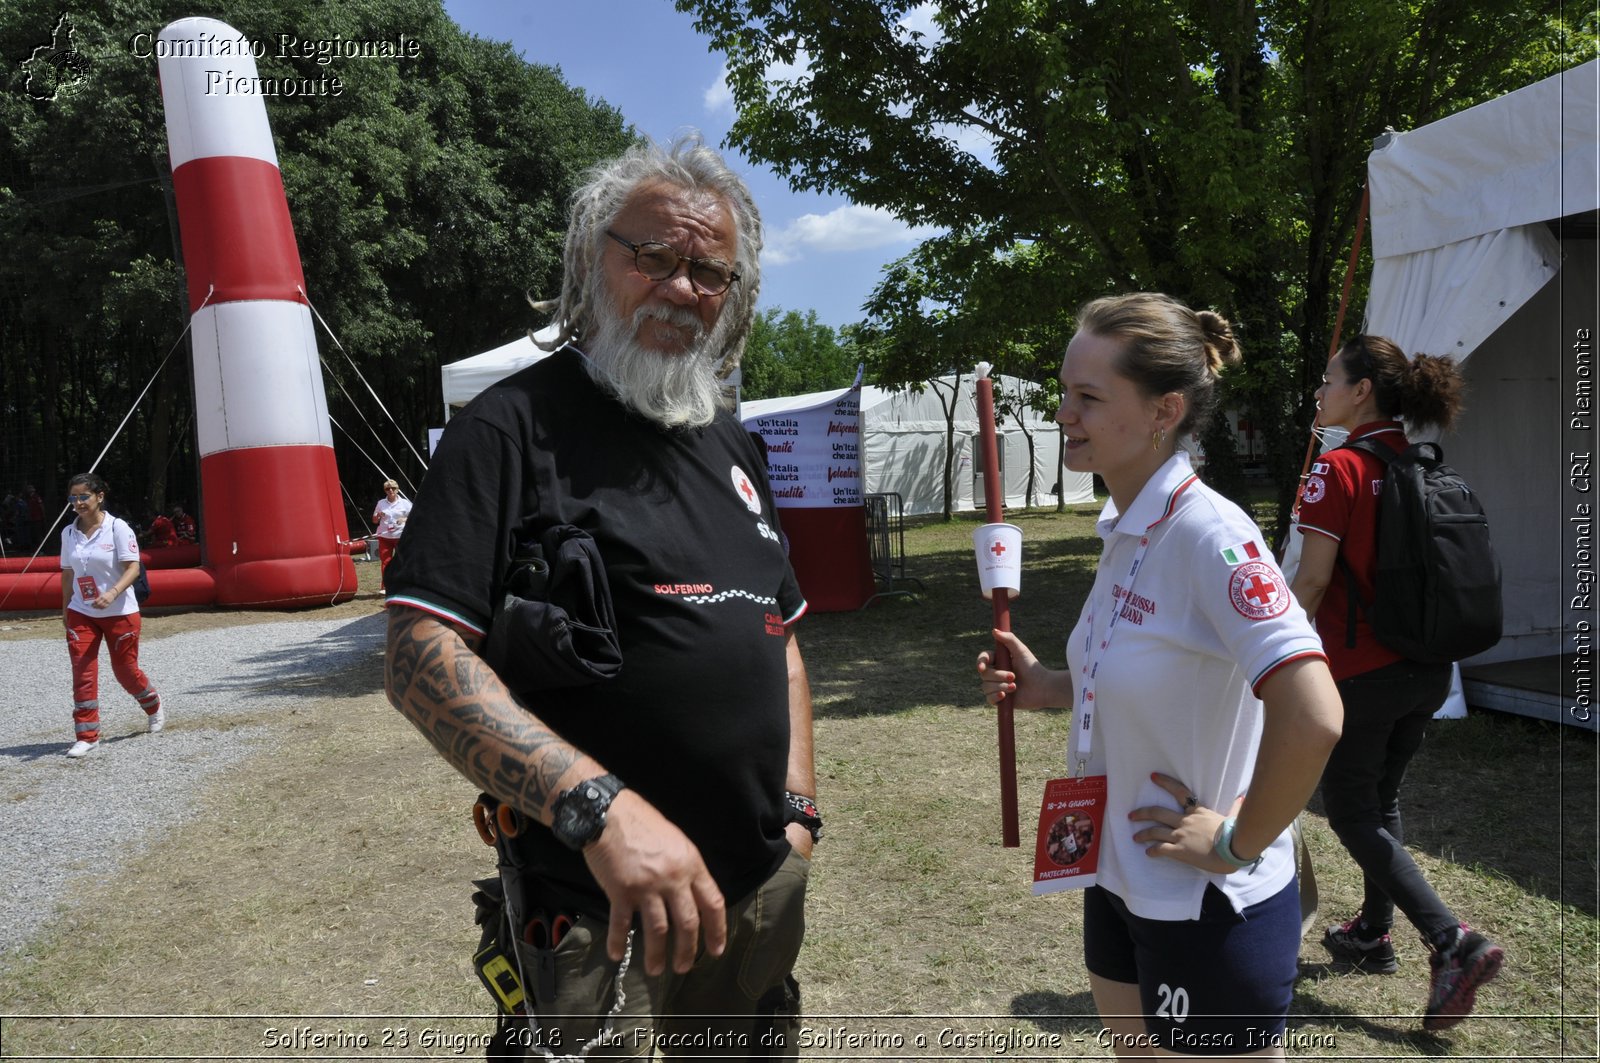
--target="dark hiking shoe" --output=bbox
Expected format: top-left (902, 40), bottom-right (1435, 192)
top-left (1423, 927), bottom-right (1504, 1031)
top-left (1322, 913), bottom-right (1398, 974)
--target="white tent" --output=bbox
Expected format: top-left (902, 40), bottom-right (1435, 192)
top-left (440, 338), bottom-right (1094, 516)
top-left (440, 324), bottom-right (562, 421)
top-left (1366, 60), bottom-right (1597, 671)
top-left (1278, 62), bottom-right (1597, 725)
top-left (741, 374), bottom-right (1095, 516)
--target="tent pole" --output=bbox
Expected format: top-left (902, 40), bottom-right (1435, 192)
top-left (1291, 184), bottom-right (1370, 524)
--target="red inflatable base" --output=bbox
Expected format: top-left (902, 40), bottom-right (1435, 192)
top-left (0, 543), bottom-right (201, 575)
top-left (200, 444), bottom-right (357, 607)
top-left (0, 563), bottom-right (353, 612)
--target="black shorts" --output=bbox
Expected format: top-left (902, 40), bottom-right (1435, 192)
top-left (1083, 880), bottom-right (1300, 1056)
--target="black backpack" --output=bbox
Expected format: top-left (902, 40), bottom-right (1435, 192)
top-left (1337, 437), bottom-right (1502, 663)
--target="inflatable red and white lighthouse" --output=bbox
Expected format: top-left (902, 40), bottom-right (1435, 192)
top-left (157, 17), bottom-right (355, 606)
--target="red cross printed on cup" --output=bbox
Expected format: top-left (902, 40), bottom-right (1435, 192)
top-left (990, 539), bottom-right (1007, 558)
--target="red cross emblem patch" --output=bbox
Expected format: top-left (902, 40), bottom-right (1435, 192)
top-left (1228, 560), bottom-right (1290, 620)
top-left (730, 465), bottom-right (763, 515)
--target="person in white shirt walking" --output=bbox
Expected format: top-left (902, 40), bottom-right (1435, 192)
top-left (371, 479), bottom-right (411, 592)
top-left (59, 473), bottom-right (163, 757)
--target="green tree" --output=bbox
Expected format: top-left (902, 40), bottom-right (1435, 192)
top-left (680, 0), bottom-right (1589, 541)
top-left (858, 234), bottom-right (1071, 519)
top-left (739, 306), bottom-right (860, 399)
top-left (0, 0), bottom-right (633, 532)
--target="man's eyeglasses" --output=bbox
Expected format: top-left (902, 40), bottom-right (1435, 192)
top-left (606, 231), bottom-right (739, 296)
top-left (67, 494), bottom-right (92, 503)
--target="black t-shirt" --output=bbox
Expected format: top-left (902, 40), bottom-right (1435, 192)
top-left (387, 347), bottom-right (806, 909)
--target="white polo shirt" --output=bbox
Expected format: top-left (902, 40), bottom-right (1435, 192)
top-left (1067, 453), bottom-right (1325, 921)
top-left (374, 495), bottom-right (412, 539)
top-left (61, 516), bottom-right (141, 619)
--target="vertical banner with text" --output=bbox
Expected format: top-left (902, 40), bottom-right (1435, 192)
top-left (743, 381), bottom-right (876, 611)
top-left (1567, 322), bottom-right (1597, 730)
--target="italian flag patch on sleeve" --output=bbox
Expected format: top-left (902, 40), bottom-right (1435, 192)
top-left (1220, 541), bottom-right (1262, 566)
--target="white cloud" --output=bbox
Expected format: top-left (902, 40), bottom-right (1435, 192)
top-left (703, 50), bottom-right (813, 116)
top-left (764, 205), bottom-right (940, 266)
top-left (767, 49), bottom-right (812, 85)
top-left (897, 2), bottom-right (943, 46)
top-left (703, 66), bottom-right (733, 113)
top-left (936, 117), bottom-right (999, 169)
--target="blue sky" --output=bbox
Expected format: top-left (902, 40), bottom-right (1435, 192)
top-left (441, 0), bottom-right (938, 330)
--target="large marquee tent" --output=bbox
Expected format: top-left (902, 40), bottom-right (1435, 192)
top-left (442, 346), bottom-right (1094, 516)
top-left (1285, 59), bottom-right (1598, 725)
top-left (739, 374), bottom-right (1091, 516)
top-left (439, 325), bottom-right (561, 421)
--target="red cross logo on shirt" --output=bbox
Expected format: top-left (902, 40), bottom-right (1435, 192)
top-left (1241, 573), bottom-right (1278, 608)
top-left (1228, 560), bottom-right (1291, 620)
top-left (730, 465), bottom-right (764, 514)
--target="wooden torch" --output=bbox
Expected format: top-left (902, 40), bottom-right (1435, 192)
top-left (974, 362), bottom-right (1021, 847)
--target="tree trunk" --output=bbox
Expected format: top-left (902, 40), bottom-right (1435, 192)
top-left (937, 375), bottom-right (959, 521)
top-left (1056, 423), bottom-right (1066, 513)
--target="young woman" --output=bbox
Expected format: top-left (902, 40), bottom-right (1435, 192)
top-left (1289, 335), bottom-right (1503, 1030)
top-left (977, 293), bottom-right (1342, 1059)
top-left (59, 473), bottom-right (164, 757)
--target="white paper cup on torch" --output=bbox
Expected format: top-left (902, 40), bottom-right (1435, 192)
top-left (974, 522), bottom-right (1023, 600)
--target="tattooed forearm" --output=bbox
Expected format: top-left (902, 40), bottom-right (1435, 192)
top-left (385, 608), bottom-right (585, 818)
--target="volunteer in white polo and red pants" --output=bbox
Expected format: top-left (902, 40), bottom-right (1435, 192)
top-left (371, 479), bottom-right (411, 591)
top-left (60, 472), bottom-right (164, 758)
top-left (979, 293), bottom-right (1342, 1059)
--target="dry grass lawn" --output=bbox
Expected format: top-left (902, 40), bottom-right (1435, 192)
top-left (1, 508), bottom-right (1595, 1060)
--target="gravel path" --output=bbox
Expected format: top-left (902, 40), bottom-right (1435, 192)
top-left (0, 610), bottom-right (387, 961)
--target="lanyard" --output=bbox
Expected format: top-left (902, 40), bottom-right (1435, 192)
top-left (1073, 530), bottom-right (1154, 771)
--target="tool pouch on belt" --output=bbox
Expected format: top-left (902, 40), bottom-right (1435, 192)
top-left (484, 523), bottom-right (623, 691)
top-left (475, 872), bottom-right (557, 1062)
top-left (756, 976), bottom-right (803, 1060)
top-left (471, 876), bottom-right (525, 1017)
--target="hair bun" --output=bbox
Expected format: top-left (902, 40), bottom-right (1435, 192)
top-left (1196, 310), bottom-right (1241, 374)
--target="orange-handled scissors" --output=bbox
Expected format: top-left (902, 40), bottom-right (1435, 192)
top-left (525, 910), bottom-right (572, 950)
top-left (472, 798), bottom-right (521, 846)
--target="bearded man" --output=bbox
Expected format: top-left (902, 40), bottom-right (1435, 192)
top-left (383, 137), bottom-right (817, 1060)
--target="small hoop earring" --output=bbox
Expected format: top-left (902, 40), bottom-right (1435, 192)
top-left (1152, 428), bottom-right (1166, 451)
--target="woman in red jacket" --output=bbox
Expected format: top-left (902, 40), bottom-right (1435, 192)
top-left (1290, 335), bottom-right (1502, 1031)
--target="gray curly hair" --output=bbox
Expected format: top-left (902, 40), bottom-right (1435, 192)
top-left (534, 134), bottom-right (762, 377)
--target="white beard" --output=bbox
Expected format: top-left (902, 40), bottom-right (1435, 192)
top-left (583, 299), bottom-right (733, 429)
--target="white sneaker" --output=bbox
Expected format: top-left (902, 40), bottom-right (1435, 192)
top-left (66, 739), bottom-right (99, 758)
top-left (148, 707), bottom-right (166, 734)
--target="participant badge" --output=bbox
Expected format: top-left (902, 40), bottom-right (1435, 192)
top-left (1032, 774), bottom-right (1108, 894)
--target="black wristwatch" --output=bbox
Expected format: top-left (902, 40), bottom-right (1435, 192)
top-left (549, 774), bottom-right (625, 851)
top-left (784, 791), bottom-right (823, 843)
